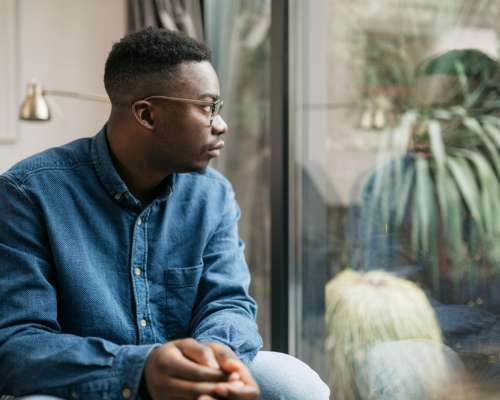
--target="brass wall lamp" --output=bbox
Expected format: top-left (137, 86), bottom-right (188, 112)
top-left (19, 81), bottom-right (108, 121)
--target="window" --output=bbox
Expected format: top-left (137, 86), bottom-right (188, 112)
top-left (289, 0), bottom-right (500, 396)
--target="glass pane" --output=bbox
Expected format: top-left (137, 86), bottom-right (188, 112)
top-left (205, 0), bottom-right (272, 348)
top-left (290, 0), bottom-right (500, 397)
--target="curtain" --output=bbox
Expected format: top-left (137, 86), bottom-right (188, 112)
top-left (204, 0), bottom-right (272, 348)
top-left (127, 0), bottom-right (204, 41)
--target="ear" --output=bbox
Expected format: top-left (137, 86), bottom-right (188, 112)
top-left (131, 100), bottom-right (155, 130)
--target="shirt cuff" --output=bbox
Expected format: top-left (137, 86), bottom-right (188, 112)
top-left (113, 344), bottom-right (160, 400)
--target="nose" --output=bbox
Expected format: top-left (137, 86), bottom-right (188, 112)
top-left (211, 114), bottom-right (228, 135)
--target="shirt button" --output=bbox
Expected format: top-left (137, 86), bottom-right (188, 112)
top-left (122, 387), bottom-right (132, 399)
top-left (114, 192), bottom-right (122, 200)
top-left (137, 217), bottom-right (142, 225)
top-left (140, 319), bottom-right (147, 327)
top-left (134, 267), bottom-right (142, 276)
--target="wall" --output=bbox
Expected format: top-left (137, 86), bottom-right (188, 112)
top-left (0, 0), bottom-right (126, 172)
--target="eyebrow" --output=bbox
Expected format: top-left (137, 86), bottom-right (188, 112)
top-left (199, 93), bottom-right (220, 100)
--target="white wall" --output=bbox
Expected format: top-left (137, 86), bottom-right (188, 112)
top-left (0, 0), bottom-right (126, 172)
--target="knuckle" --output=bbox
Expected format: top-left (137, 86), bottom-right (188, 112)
top-left (183, 337), bottom-right (198, 346)
top-left (199, 346), bottom-right (213, 360)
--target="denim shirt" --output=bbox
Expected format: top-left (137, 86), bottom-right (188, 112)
top-left (0, 127), bottom-right (262, 399)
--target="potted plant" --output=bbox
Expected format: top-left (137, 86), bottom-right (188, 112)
top-left (359, 49), bottom-right (500, 295)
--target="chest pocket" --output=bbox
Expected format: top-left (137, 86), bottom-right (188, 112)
top-left (164, 263), bottom-right (204, 338)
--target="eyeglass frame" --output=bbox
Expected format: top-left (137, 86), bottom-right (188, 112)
top-left (136, 95), bottom-right (224, 127)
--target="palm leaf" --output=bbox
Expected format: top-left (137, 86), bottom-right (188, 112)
top-left (415, 156), bottom-right (433, 254)
top-left (428, 119), bottom-right (447, 222)
top-left (395, 164), bottom-right (415, 226)
top-left (475, 120), bottom-right (500, 179)
top-left (455, 60), bottom-right (469, 98)
top-left (363, 160), bottom-right (393, 258)
top-left (452, 149), bottom-right (495, 235)
top-left (446, 157), bottom-right (482, 230)
top-left (393, 111), bottom-right (417, 153)
top-left (464, 81), bottom-right (487, 109)
top-left (427, 183), bottom-right (440, 292)
top-left (442, 169), bottom-right (465, 285)
top-left (481, 118), bottom-right (500, 151)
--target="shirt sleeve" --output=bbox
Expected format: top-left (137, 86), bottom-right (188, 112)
top-left (189, 185), bottom-right (263, 365)
top-left (0, 176), bottom-right (155, 399)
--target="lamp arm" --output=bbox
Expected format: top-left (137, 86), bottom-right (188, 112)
top-left (44, 89), bottom-right (108, 103)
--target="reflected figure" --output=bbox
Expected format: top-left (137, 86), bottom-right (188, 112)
top-left (325, 269), bottom-right (464, 400)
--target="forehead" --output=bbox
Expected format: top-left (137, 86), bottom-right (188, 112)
top-left (166, 61), bottom-right (220, 97)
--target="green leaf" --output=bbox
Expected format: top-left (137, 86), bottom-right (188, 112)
top-left (455, 60), bottom-right (469, 98)
top-left (446, 157), bottom-right (482, 231)
top-left (476, 120), bottom-right (500, 179)
top-left (411, 186), bottom-right (420, 260)
top-left (463, 117), bottom-right (485, 142)
top-left (428, 120), bottom-right (447, 221)
top-left (392, 111), bottom-right (417, 154)
top-left (395, 164), bottom-right (415, 226)
top-left (428, 120), bottom-right (446, 164)
top-left (464, 81), bottom-right (487, 109)
top-left (415, 156), bottom-right (433, 254)
top-left (442, 169), bottom-right (465, 285)
top-left (433, 109), bottom-right (452, 120)
top-left (452, 149), bottom-right (495, 235)
top-left (363, 160), bottom-right (392, 250)
top-left (482, 119), bottom-right (500, 149)
top-left (427, 188), bottom-right (440, 292)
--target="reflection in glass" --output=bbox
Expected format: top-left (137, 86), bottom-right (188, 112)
top-left (290, 0), bottom-right (500, 396)
top-left (325, 269), bottom-right (463, 400)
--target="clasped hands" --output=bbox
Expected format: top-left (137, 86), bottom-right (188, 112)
top-left (144, 338), bottom-right (260, 400)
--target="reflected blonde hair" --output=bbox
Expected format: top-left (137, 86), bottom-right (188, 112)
top-left (325, 269), bottom-right (444, 400)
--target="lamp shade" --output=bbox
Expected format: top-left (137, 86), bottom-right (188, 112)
top-left (19, 82), bottom-right (50, 121)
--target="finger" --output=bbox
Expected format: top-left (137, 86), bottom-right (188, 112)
top-left (214, 381), bottom-right (259, 400)
top-left (205, 343), bottom-right (259, 393)
top-left (230, 362), bottom-right (258, 388)
top-left (197, 395), bottom-right (218, 400)
top-left (157, 345), bottom-right (225, 382)
top-left (212, 381), bottom-right (241, 398)
top-left (206, 343), bottom-right (240, 372)
top-left (177, 339), bottom-right (220, 369)
top-left (160, 376), bottom-right (221, 398)
top-left (228, 372), bottom-right (241, 381)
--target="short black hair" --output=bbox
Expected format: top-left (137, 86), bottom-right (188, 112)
top-left (104, 27), bottom-right (211, 104)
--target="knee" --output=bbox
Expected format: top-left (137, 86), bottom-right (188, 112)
top-left (249, 351), bottom-right (330, 400)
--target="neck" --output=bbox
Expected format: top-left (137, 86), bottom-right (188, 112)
top-left (106, 118), bottom-right (170, 203)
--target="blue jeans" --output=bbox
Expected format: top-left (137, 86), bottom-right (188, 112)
top-left (9, 351), bottom-right (330, 400)
top-left (250, 351), bottom-right (330, 400)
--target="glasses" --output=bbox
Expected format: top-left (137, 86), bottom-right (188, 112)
top-left (141, 95), bottom-right (223, 127)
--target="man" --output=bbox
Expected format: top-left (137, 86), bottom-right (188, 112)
top-left (0, 28), bottom-right (329, 400)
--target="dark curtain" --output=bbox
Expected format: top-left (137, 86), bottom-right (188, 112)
top-left (127, 0), bottom-right (204, 41)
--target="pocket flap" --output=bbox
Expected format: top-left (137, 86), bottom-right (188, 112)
top-left (166, 264), bottom-right (204, 288)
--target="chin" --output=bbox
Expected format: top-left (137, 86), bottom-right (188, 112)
top-left (176, 161), bottom-right (210, 173)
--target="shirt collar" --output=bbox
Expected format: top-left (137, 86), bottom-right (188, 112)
top-left (91, 125), bottom-right (175, 207)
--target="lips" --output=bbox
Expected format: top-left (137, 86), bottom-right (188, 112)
top-left (207, 140), bottom-right (225, 158)
top-left (208, 140), bottom-right (225, 151)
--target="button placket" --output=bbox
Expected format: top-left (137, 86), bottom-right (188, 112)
top-left (131, 210), bottom-right (154, 343)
